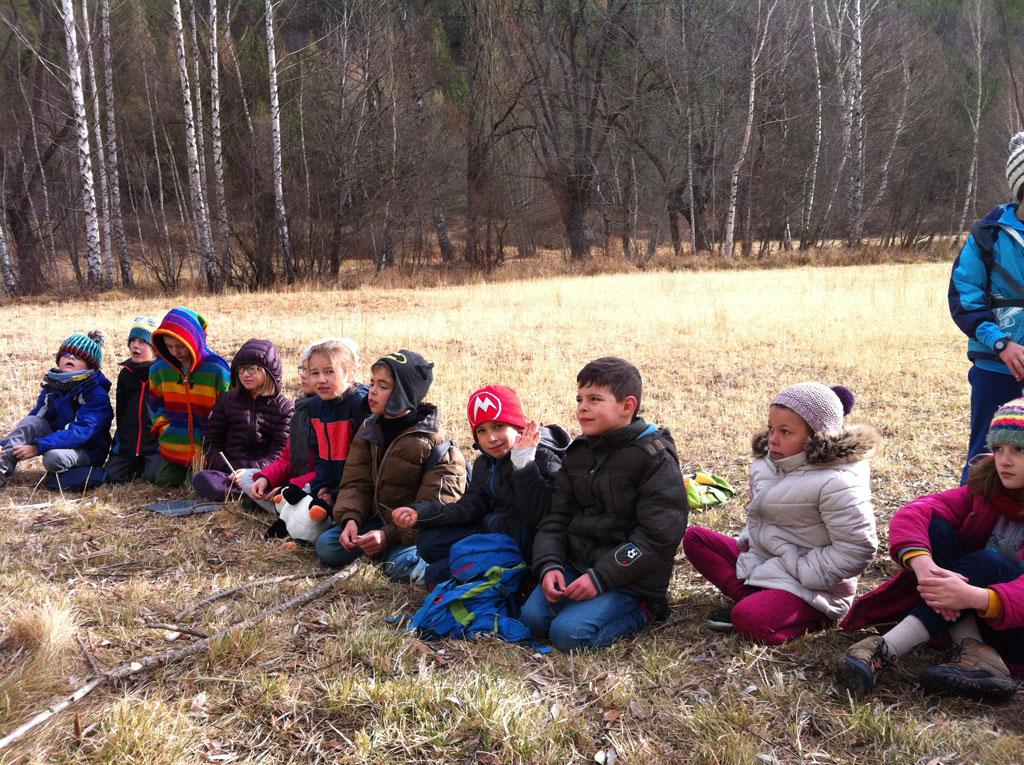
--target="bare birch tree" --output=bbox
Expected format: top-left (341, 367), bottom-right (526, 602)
top-left (800, 0), bottom-right (823, 249)
top-left (172, 0), bottom-right (219, 290)
top-left (266, 0), bottom-right (293, 282)
top-left (723, 0), bottom-right (778, 259)
top-left (100, 0), bottom-right (132, 286)
top-left (80, 0), bottom-right (113, 286)
top-left (209, 0), bottom-right (232, 282)
top-left (0, 192), bottom-right (16, 294)
top-left (61, 0), bottom-right (103, 285)
top-left (956, 0), bottom-right (986, 245)
top-left (846, 0), bottom-right (865, 247)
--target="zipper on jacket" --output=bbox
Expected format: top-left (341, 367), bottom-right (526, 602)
top-left (135, 381), bottom-right (147, 456)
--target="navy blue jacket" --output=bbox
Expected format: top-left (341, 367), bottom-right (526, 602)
top-left (30, 369), bottom-right (113, 465)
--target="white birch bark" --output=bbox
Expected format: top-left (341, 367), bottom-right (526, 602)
top-left (189, 2), bottom-right (209, 190)
top-left (723, 0), bottom-right (778, 259)
top-left (100, 0), bottom-right (131, 286)
top-left (209, 0), bottom-right (231, 282)
top-left (800, 0), bottom-right (823, 247)
top-left (846, 0), bottom-right (865, 247)
top-left (956, 0), bottom-right (984, 246)
top-left (145, 70), bottom-right (175, 275)
top-left (61, 0), bottom-right (103, 286)
top-left (266, 0), bottom-right (293, 281)
top-left (172, 0), bottom-right (218, 289)
top-left (0, 198), bottom-right (16, 294)
top-left (80, 0), bottom-right (112, 286)
top-left (223, 1), bottom-right (254, 137)
top-left (868, 50), bottom-right (910, 215)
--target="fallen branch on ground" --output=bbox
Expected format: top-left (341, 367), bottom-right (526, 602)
top-left (175, 570), bottom-right (331, 621)
top-left (0, 566), bottom-right (356, 752)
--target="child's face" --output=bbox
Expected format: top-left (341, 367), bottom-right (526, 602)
top-left (129, 337), bottom-right (156, 363)
top-left (767, 405), bottom-right (812, 460)
top-left (993, 443), bottom-right (1024, 490)
top-left (238, 364), bottom-right (267, 394)
top-left (368, 366), bottom-right (397, 416)
top-left (58, 353), bottom-right (88, 372)
top-left (163, 337), bottom-right (193, 367)
top-left (576, 384), bottom-right (636, 437)
top-left (306, 352), bottom-right (352, 400)
top-left (475, 420), bottom-right (520, 459)
top-left (298, 361), bottom-right (316, 395)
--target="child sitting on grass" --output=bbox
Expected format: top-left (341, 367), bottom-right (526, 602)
top-left (239, 339), bottom-right (326, 513)
top-left (148, 307), bottom-right (231, 487)
top-left (106, 317), bottom-right (161, 483)
top-left (316, 349), bottom-right (467, 583)
top-left (0, 331), bottom-right (113, 488)
top-left (838, 398), bottom-right (1024, 703)
top-left (393, 384), bottom-right (570, 586)
top-left (521, 357), bottom-right (688, 652)
top-left (683, 382), bottom-right (879, 645)
top-left (192, 338), bottom-right (294, 501)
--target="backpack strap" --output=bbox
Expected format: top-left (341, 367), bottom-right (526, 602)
top-left (422, 439), bottom-right (453, 475)
top-left (971, 217), bottom-right (1024, 308)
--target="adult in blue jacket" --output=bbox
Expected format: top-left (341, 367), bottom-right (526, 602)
top-left (949, 132), bottom-right (1024, 483)
top-left (0, 331), bottom-right (113, 487)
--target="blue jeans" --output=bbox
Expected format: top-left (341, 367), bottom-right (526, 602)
top-left (520, 566), bottom-right (651, 652)
top-left (315, 517), bottom-right (427, 584)
top-left (965, 366), bottom-right (1023, 484)
top-left (911, 517), bottom-right (1024, 663)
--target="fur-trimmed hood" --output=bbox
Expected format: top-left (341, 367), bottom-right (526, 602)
top-left (752, 423), bottom-right (881, 466)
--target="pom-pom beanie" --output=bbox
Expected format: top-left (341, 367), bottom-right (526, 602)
top-left (987, 397), bottom-right (1024, 449)
top-left (771, 382), bottom-right (855, 436)
top-left (57, 330), bottom-right (105, 370)
top-left (128, 316), bottom-right (159, 348)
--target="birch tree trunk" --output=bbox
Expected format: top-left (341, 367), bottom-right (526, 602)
top-left (0, 201), bottom-right (16, 294)
top-left (846, 0), bottom-right (865, 247)
top-left (867, 50), bottom-right (910, 217)
top-left (61, 0), bottom-right (103, 286)
top-left (956, 0), bottom-right (984, 247)
top-left (172, 0), bottom-right (219, 290)
top-left (80, 0), bottom-right (112, 287)
top-left (209, 0), bottom-right (232, 283)
top-left (723, 0), bottom-right (778, 259)
top-left (100, 0), bottom-right (132, 287)
top-left (266, 0), bottom-right (293, 282)
top-left (800, 0), bottom-right (823, 249)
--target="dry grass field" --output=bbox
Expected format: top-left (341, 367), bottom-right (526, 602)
top-left (0, 262), bottom-right (1020, 764)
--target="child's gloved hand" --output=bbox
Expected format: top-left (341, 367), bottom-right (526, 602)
top-left (392, 506), bottom-right (418, 529)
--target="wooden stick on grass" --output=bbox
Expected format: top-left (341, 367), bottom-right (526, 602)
top-left (0, 566), bottom-right (356, 752)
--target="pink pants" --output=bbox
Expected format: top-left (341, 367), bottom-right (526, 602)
top-left (683, 525), bottom-right (827, 645)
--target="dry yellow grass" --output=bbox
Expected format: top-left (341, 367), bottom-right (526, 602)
top-left (0, 262), bottom-right (1018, 763)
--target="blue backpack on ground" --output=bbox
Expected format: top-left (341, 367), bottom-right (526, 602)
top-left (406, 533), bottom-right (533, 643)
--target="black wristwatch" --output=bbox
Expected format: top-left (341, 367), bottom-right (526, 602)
top-left (995, 337), bottom-right (1011, 353)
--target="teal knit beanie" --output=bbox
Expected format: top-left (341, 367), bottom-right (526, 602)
top-left (57, 330), bottom-right (105, 370)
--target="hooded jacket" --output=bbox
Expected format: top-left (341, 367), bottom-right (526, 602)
top-left (333, 404), bottom-right (467, 547)
top-left (201, 339), bottom-right (294, 472)
top-left (531, 418), bottom-right (688, 617)
top-left (842, 485), bottom-right (1024, 677)
top-left (110, 358), bottom-right (157, 459)
top-left (29, 369), bottom-right (113, 465)
top-left (306, 384), bottom-right (372, 498)
top-left (148, 307), bottom-right (231, 466)
top-left (413, 424), bottom-right (572, 560)
top-left (738, 425), bottom-right (880, 620)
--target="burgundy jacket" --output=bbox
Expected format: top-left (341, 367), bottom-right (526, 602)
top-left (202, 338), bottom-right (294, 472)
top-left (841, 486), bottom-right (1024, 675)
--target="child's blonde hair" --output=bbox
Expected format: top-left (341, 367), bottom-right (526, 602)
top-left (305, 337), bottom-right (360, 388)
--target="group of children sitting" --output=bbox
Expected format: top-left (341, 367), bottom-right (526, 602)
top-left (1, 307), bottom-right (1021, 704)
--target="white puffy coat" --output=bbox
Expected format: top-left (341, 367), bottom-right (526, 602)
top-left (736, 425), bottom-right (880, 620)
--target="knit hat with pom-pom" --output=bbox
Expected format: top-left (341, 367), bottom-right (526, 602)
top-left (57, 330), bottom-right (105, 370)
top-left (986, 397), bottom-right (1024, 449)
top-left (771, 382), bottom-right (854, 436)
top-left (1007, 133), bottom-right (1024, 202)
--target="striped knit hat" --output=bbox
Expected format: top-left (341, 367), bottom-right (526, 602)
top-left (771, 382), bottom-right (855, 436)
top-left (1007, 133), bottom-right (1024, 202)
top-left (57, 330), bottom-right (105, 370)
top-left (986, 398), bottom-right (1024, 449)
top-left (128, 316), bottom-right (159, 347)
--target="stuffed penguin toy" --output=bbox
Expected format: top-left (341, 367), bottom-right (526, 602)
top-left (272, 485), bottom-right (333, 544)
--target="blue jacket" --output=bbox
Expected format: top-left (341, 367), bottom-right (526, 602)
top-left (949, 203), bottom-right (1024, 373)
top-left (30, 370), bottom-right (113, 465)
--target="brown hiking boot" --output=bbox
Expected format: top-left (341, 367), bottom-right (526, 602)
top-left (836, 635), bottom-right (890, 697)
top-left (918, 638), bottom-right (1017, 703)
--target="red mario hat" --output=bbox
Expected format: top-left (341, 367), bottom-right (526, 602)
top-left (467, 385), bottom-right (528, 434)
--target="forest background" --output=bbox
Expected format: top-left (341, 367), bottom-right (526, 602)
top-left (0, 0), bottom-right (1020, 296)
